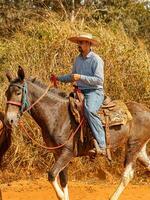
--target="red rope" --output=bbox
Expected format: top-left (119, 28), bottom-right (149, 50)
top-left (7, 101), bottom-right (22, 107)
top-left (8, 77), bottom-right (85, 150)
top-left (23, 82), bottom-right (51, 114)
top-left (19, 118), bottom-right (84, 150)
top-left (73, 86), bottom-right (82, 94)
top-left (7, 76), bottom-right (58, 114)
top-left (50, 74), bottom-right (58, 88)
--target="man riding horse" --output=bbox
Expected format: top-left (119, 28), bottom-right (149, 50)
top-left (52, 33), bottom-right (106, 156)
top-left (4, 35), bottom-right (150, 200)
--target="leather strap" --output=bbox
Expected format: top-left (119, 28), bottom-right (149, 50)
top-left (104, 109), bottom-right (112, 161)
top-left (7, 100), bottom-right (22, 107)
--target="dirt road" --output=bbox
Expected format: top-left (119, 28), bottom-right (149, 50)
top-left (1, 178), bottom-right (150, 200)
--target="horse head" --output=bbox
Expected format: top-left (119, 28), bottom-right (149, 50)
top-left (5, 66), bottom-right (29, 126)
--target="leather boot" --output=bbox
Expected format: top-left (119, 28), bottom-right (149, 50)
top-left (89, 139), bottom-right (106, 156)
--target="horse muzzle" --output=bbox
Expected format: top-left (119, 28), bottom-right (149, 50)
top-left (5, 111), bottom-right (20, 127)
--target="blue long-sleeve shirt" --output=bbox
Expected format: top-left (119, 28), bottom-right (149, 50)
top-left (58, 51), bottom-right (104, 90)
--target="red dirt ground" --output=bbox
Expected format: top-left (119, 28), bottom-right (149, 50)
top-left (1, 178), bottom-right (150, 200)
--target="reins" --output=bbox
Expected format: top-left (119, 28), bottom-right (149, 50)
top-left (6, 101), bottom-right (22, 107)
top-left (7, 81), bottom-right (52, 114)
top-left (19, 117), bottom-right (84, 150)
top-left (7, 80), bottom-right (85, 150)
top-left (23, 82), bottom-right (51, 114)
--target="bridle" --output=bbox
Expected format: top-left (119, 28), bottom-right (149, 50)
top-left (6, 81), bottom-right (52, 115)
top-left (6, 82), bottom-right (30, 115)
top-left (6, 80), bottom-right (85, 150)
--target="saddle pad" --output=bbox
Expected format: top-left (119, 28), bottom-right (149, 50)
top-left (99, 100), bottom-right (132, 127)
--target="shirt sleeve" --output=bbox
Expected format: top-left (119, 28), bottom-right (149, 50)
top-left (57, 58), bottom-right (77, 83)
top-left (80, 58), bottom-right (104, 86)
top-left (72, 62), bottom-right (76, 74)
top-left (57, 74), bottom-right (72, 82)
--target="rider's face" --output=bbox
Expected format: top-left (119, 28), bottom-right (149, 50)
top-left (78, 41), bottom-right (91, 53)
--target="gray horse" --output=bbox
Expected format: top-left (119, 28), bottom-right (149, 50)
top-left (5, 66), bottom-right (150, 200)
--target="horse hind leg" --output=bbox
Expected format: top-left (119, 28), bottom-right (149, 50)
top-left (111, 140), bottom-right (150, 200)
top-left (137, 140), bottom-right (150, 171)
top-left (109, 138), bottom-right (140, 200)
top-left (48, 149), bottom-right (73, 200)
top-left (109, 162), bottom-right (135, 200)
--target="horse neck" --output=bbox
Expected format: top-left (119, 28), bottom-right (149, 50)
top-left (27, 81), bottom-right (68, 129)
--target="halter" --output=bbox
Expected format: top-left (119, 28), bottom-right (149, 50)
top-left (7, 82), bottom-right (30, 114)
top-left (7, 81), bottom-right (52, 115)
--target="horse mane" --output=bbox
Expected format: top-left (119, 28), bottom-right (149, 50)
top-left (29, 77), bottom-right (47, 89)
top-left (28, 77), bottom-right (69, 100)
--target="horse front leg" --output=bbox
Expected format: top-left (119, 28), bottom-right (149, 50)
top-left (48, 148), bottom-right (73, 200)
top-left (51, 176), bottom-right (64, 200)
top-left (59, 168), bottom-right (69, 200)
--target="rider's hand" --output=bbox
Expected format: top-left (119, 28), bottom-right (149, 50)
top-left (50, 74), bottom-right (58, 87)
top-left (72, 74), bottom-right (81, 81)
top-left (50, 74), bottom-right (58, 82)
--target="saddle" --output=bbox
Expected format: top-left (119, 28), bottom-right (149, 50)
top-left (69, 89), bottom-right (132, 160)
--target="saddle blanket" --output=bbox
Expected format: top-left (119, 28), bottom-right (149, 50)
top-left (99, 100), bottom-right (132, 127)
top-left (69, 96), bottom-right (132, 127)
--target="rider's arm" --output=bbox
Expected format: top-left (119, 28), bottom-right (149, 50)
top-left (80, 58), bottom-right (104, 87)
top-left (57, 63), bottom-right (76, 83)
top-left (57, 74), bottom-right (72, 82)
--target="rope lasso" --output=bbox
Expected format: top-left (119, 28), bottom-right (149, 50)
top-left (19, 117), bottom-right (84, 150)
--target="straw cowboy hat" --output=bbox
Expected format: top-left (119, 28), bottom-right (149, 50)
top-left (68, 33), bottom-right (98, 46)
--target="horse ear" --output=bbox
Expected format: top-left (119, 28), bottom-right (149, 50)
top-left (18, 66), bottom-right (25, 81)
top-left (6, 71), bottom-right (12, 82)
top-left (30, 77), bottom-right (37, 82)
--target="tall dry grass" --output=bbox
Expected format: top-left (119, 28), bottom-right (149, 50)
top-left (0, 10), bottom-right (150, 183)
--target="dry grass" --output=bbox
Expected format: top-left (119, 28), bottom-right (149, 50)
top-left (0, 10), bottom-right (150, 183)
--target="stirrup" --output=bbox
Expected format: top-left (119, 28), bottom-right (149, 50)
top-left (89, 139), bottom-right (106, 156)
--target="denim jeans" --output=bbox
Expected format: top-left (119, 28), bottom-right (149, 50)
top-left (82, 89), bottom-right (106, 149)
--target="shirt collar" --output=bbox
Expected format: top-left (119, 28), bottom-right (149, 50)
top-left (80, 50), bottom-right (93, 59)
top-left (86, 51), bottom-right (93, 58)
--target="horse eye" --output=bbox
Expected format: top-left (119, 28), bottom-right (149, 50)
top-left (16, 91), bottom-right (21, 96)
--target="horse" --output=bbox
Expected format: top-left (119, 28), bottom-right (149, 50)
top-left (4, 66), bottom-right (150, 200)
top-left (0, 112), bottom-right (11, 163)
top-left (0, 112), bottom-right (12, 200)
